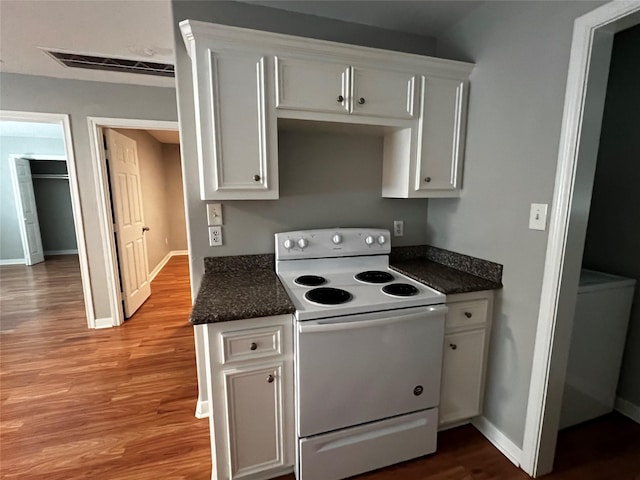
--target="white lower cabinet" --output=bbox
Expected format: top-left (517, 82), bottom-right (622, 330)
top-left (439, 291), bottom-right (494, 427)
top-left (204, 316), bottom-right (294, 480)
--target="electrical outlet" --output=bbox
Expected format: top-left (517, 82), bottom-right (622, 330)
top-left (209, 226), bottom-right (223, 246)
top-left (529, 203), bottom-right (548, 231)
top-left (393, 220), bottom-right (404, 237)
top-left (207, 203), bottom-right (222, 225)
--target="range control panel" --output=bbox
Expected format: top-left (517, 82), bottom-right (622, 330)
top-left (275, 228), bottom-right (391, 261)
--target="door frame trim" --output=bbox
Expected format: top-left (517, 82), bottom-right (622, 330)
top-left (521, 2), bottom-right (640, 476)
top-left (87, 117), bottom-right (179, 327)
top-left (0, 111), bottom-right (95, 328)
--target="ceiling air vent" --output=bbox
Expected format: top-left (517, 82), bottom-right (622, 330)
top-left (45, 50), bottom-right (174, 77)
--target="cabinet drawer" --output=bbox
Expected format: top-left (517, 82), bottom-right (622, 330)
top-left (221, 325), bottom-right (283, 364)
top-left (446, 299), bottom-right (488, 331)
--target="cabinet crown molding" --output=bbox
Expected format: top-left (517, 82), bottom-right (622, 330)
top-left (179, 20), bottom-right (474, 78)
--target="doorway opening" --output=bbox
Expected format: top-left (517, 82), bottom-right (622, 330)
top-left (0, 112), bottom-right (93, 329)
top-left (88, 118), bottom-right (188, 324)
top-left (522, 3), bottom-right (640, 477)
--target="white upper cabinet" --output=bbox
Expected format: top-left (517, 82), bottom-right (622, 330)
top-left (415, 76), bottom-right (468, 194)
top-left (276, 58), bottom-right (416, 120)
top-left (275, 57), bottom-right (350, 114)
top-left (180, 21), bottom-right (474, 200)
top-left (351, 67), bottom-right (416, 119)
top-left (181, 26), bottom-right (279, 200)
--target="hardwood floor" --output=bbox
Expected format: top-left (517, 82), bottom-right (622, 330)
top-left (0, 255), bottom-right (210, 479)
top-left (1, 255), bottom-right (638, 479)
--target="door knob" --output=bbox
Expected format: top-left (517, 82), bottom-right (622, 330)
top-left (142, 226), bottom-right (150, 233)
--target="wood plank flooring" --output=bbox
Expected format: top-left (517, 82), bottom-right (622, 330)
top-left (1, 255), bottom-right (638, 479)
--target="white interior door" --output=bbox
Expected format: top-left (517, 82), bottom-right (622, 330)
top-left (104, 129), bottom-right (151, 318)
top-left (9, 157), bottom-right (44, 265)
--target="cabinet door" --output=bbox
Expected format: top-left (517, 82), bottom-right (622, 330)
top-left (224, 363), bottom-right (286, 479)
top-left (194, 48), bottom-right (278, 199)
top-left (415, 76), bottom-right (468, 193)
top-left (351, 67), bottom-right (416, 119)
top-left (440, 329), bottom-right (485, 425)
top-left (275, 57), bottom-right (350, 114)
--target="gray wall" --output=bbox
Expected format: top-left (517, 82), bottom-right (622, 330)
top-left (429, 1), bottom-right (603, 447)
top-left (163, 143), bottom-right (188, 252)
top-left (32, 171), bottom-right (77, 253)
top-left (0, 73), bottom-right (177, 320)
top-left (172, 0), bottom-right (437, 295)
top-left (582, 25), bottom-right (640, 409)
top-left (0, 134), bottom-right (66, 260)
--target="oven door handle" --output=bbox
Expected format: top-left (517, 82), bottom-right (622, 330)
top-left (298, 305), bottom-right (447, 333)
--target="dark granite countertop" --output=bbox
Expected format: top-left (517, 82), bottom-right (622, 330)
top-left (190, 247), bottom-right (502, 325)
top-left (391, 259), bottom-right (502, 295)
top-left (190, 260), bottom-right (295, 325)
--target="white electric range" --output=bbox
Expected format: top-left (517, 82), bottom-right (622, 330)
top-left (275, 228), bottom-right (447, 480)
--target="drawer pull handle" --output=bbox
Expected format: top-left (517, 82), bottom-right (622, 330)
top-left (424, 177), bottom-right (432, 183)
top-left (464, 311), bottom-right (473, 318)
top-left (337, 95), bottom-right (344, 103)
top-left (249, 342), bottom-right (258, 351)
top-left (358, 97), bottom-right (366, 105)
top-left (253, 174), bottom-right (261, 182)
top-left (267, 374), bottom-right (275, 383)
top-left (449, 343), bottom-right (457, 350)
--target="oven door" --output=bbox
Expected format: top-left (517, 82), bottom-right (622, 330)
top-left (296, 305), bottom-right (446, 438)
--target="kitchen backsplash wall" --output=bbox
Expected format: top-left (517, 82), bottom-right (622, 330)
top-left (220, 130), bottom-right (429, 254)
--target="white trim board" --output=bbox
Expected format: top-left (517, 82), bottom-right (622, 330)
top-left (472, 416), bottom-right (522, 467)
top-left (1, 110), bottom-right (95, 329)
top-left (0, 259), bottom-right (25, 266)
top-left (45, 249), bottom-right (79, 256)
top-left (195, 399), bottom-right (210, 419)
top-left (521, 3), bottom-right (640, 477)
top-left (149, 250), bottom-right (189, 283)
top-left (615, 397), bottom-right (640, 424)
top-left (86, 117), bottom-right (180, 327)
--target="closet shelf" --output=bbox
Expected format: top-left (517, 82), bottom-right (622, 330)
top-left (32, 174), bottom-right (69, 180)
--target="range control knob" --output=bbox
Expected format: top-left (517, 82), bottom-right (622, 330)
top-left (365, 235), bottom-right (375, 246)
top-left (283, 239), bottom-right (295, 250)
top-left (298, 238), bottom-right (309, 249)
top-left (377, 235), bottom-right (387, 245)
top-left (332, 233), bottom-right (343, 245)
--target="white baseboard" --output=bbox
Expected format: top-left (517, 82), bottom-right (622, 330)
top-left (472, 416), bottom-right (522, 467)
top-left (149, 250), bottom-right (189, 282)
top-left (0, 258), bottom-right (25, 265)
top-left (615, 397), bottom-right (640, 423)
top-left (94, 317), bottom-right (114, 329)
top-left (195, 399), bottom-right (210, 419)
top-left (44, 249), bottom-right (79, 256)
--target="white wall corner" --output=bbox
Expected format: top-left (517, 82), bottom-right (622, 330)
top-left (615, 397), bottom-right (640, 424)
top-left (94, 317), bottom-right (115, 329)
top-left (472, 416), bottom-right (523, 467)
top-left (195, 399), bottom-right (210, 419)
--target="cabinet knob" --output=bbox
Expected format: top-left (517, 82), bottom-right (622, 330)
top-left (424, 177), bottom-right (432, 183)
top-left (337, 95), bottom-right (344, 103)
top-left (249, 342), bottom-right (258, 351)
top-left (449, 343), bottom-right (457, 350)
top-left (267, 374), bottom-right (275, 383)
top-left (253, 174), bottom-right (261, 182)
top-left (464, 311), bottom-right (473, 318)
top-left (358, 97), bottom-right (366, 105)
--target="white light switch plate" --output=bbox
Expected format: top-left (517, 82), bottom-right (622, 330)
top-left (209, 226), bottom-right (223, 246)
top-left (529, 203), bottom-right (548, 231)
top-left (207, 203), bottom-right (222, 225)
